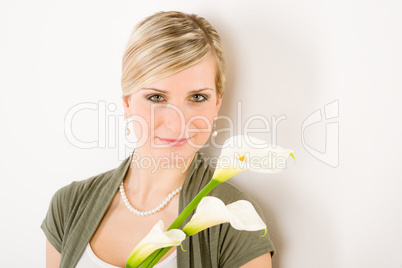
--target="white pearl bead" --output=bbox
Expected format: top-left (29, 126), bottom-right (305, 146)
top-left (120, 179), bottom-right (182, 216)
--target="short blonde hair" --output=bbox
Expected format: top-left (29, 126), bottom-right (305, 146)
top-left (121, 11), bottom-right (226, 98)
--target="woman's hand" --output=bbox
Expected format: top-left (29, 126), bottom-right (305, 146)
top-left (240, 253), bottom-right (272, 268)
top-left (46, 239), bottom-right (61, 268)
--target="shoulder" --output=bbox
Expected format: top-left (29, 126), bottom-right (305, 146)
top-left (42, 156), bottom-right (132, 256)
top-left (51, 167), bottom-right (116, 206)
top-left (46, 160), bottom-right (126, 223)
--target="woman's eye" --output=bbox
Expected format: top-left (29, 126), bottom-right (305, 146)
top-left (147, 94), bottom-right (208, 103)
top-left (190, 94), bottom-right (208, 102)
top-left (147, 94), bottom-right (165, 103)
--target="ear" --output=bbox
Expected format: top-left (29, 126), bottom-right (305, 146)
top-left (122, 95), bottom-right (131, 118)
top-left (215, 92), bottom-right (223, 115)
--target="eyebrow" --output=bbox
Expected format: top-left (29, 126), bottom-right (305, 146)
top-left (140, 87), bottom-right (214, 94)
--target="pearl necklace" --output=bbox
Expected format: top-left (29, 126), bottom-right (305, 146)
top-left (119, 181), bottom-right (182, 216)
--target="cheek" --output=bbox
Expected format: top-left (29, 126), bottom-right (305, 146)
top-left (190, 117), bottom-right (212, 130)
top-left (188, 118), bottom-right (213, 148)
top-left (129, 103), bottom-right (152, 139)
top-left (186, 114), bottom-right (214, 140)
top-left (187, 104), bottom-right (217, 130)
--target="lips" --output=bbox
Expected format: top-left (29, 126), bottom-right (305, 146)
top-left (158, 137), bottom-right (190, 147)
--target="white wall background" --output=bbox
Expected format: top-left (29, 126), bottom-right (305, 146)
top-left (1, 0), bottom-right (401, 267)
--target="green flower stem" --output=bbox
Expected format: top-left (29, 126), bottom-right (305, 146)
top-left (137, 179), bottom-right (221, 268)
top-left (169, 179), bottom-right (221, 230)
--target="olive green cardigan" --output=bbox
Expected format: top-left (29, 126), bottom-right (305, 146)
top-left (41, 151), bottom-right (275, 267)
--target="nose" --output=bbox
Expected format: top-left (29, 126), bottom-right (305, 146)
top-left (157, 103), bottom-right (187, 138)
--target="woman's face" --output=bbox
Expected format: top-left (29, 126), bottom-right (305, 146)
top-left (122, 55), bottom-right (223, 163)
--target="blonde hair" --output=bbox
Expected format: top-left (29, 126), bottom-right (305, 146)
top-left (121, 11), bottom-right (225, 98)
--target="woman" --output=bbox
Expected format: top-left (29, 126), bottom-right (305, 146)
top-left (42, 11), bottom-right (275, 267)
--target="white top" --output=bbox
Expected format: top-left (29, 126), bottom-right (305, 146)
top-left (76, 243), bottom-right (177, 268)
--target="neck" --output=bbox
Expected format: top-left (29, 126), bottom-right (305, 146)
top-left (123, 151), bottom-right (196, 204)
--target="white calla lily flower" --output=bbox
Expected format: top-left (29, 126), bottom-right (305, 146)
top-left (212, 135), bottom-right (295, 182)
top-left (126, 220), bottom-right (186, 268)
top-left (182, 196), bottom-right (267, 237)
